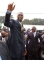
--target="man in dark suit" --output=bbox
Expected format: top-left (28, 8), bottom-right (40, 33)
top-left (26, 26), bottom-right (42, 60)
top-left (4, 2), bottom-right (26, 60)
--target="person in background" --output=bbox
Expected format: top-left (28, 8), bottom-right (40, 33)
top-left (26, 26), bottom-right (42, 60)
top-left (41, 31), bottom-right (44, 41)
top-left (4, 2), bottom-right (26, 60)
top-left (0, 28), bottom-right (2, 40)
top-left (26, 28), bottom-right (30, 36)
top-left (25, 29), bottom-right (30, 60)
top-left (0, 39), bottom-right (11, 60)
top-left (1, 30), bottom-right (9, 42)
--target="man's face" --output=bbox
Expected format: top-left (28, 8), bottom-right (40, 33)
top-left (27, 29), bottom-right (30, 32)
top-left (17, 12), bottom-right (23, 22)
top-left (32, 27), bottom-right (36, 32)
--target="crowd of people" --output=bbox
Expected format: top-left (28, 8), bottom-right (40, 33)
top-left (0, 2), bottom-right (44, 60)
top-left (0, 25), bottom-right (44, 60)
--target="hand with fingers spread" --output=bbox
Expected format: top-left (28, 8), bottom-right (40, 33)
top-left (7, 2), bottom-right (15, 11)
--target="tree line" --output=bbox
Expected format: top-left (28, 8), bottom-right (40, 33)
top-left (0, 16), bottom-right (44, 25)
top-left (22, 18), bottom-right (44, 25)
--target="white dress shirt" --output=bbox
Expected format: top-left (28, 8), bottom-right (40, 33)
top-left (33, 32), bottom-right (36, 37)
top-left (7, 10), bottom-right (11, 14)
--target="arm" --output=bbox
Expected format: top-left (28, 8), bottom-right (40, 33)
top-left (4, 2), bottom-right (15, 28)
top-left (39, 33), bottom-right (42, 43)
top-left (4, 10), bottom-right (14, 28)
top-left (4, 10), bottom-right (10, 27)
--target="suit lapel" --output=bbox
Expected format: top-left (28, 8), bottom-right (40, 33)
top-left (16, 20), bottom-right (21, 26)
top-left (35, 32), bottom-right (38, 38)
top-left (31, 32), bottom-right (34, 38)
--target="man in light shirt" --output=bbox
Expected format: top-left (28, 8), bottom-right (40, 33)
top-left (26, 26), bottom-right (42, 60)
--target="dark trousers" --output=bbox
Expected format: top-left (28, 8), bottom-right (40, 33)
top-left (11, 56), bottom-right (25, 60)
top-left (25, 54), bottom-right (28, 60)
top-left (28, 53), bottom-right (40, 60)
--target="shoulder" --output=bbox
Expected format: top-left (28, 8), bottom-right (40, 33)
top-left (28, 32), bottom-right (32, 36)
top-left (36, 32), bottom-right (39, 34)
top-left (37, 32), bottom-right (42, 36)
top-left (10, 19), bottom-right (16, 23)
top-left (29, 32), bottom-right (32, 35)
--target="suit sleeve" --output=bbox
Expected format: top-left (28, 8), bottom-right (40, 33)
top-left (26, 34), bottom-right (30, 50)
top-left (4, 11), bottom-right (13, 28)
top-left (39, 33), bottom-right (42, 43)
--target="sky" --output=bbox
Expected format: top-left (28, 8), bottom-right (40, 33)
top-left (0, 0), bottom-right (44, 20)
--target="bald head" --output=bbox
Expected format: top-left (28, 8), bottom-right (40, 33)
top-left (17, 12), bottom-right (23, 16)
top-left (17, 12), bottom-right (24, 22)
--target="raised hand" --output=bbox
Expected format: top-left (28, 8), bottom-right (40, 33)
top-left (7, 2), bottom-right (15, 11)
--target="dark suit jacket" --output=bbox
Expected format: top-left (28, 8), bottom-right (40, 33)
top-left (26, 32), bottom-right (42, 55)
top-left (0, 40), bottom-right (11, 60)
top-left (4, 13), bottom-right (25, 58)
top-left (0, 36), bottom-right (2, 40)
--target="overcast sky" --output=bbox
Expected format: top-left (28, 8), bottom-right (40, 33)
top-left (0, 0), bottom-right (44, 19)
